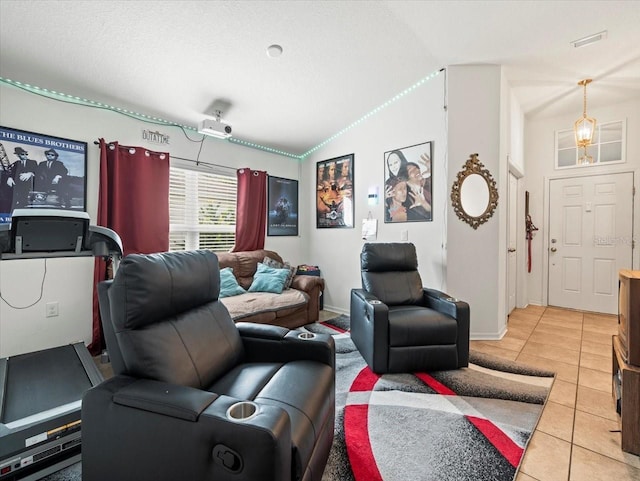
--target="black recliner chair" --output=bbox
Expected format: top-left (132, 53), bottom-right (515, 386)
top-left (350, 242), bottom-right (469, 373)
top-left (82, 250), bottom-right (335, 481)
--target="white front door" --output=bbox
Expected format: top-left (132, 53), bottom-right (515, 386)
top-left (548, 172), bottom-right (633, 314)
top-left (507, 172), bottom-right (518, 314)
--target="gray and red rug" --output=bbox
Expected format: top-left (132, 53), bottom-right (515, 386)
top-left (303, 315), bottom-right (555, 481)
top-left (42, 315), bottom-right (554, 481)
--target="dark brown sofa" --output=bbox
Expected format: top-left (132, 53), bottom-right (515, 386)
top-left (216, 249), bottom-right (324, 329)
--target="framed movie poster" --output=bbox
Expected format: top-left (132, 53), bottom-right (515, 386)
top-left (267, 176), bottom-right (299, 236)
top-left (383, 141), bottom-right (433, 223)
top-left (0, 126), bottom-right (87, 224)
top-left (316, 153), bottom-right (354, 228)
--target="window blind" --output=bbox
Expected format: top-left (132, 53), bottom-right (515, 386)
top-left (169, 166), bottom-right (237, 252)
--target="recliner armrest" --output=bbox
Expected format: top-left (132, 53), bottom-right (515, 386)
top-left (423, 288), bottom-right (469, 321)
top-left (237, 322), bottom-right (335, 368)
top-left (113, 378), bottom-right (218, 421)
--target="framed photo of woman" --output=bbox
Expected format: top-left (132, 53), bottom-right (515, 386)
top-left (383, 141), bottom-right (433, 223)
top-left (316, 154), bottom-right (354, 228)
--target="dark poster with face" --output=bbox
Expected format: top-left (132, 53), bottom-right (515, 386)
top-left (383, 141), bottom-right (433, 223)
top-left (267, 176), bottom-right (299, 236)
top-left (316, 154), bottom-right (354, 228)
top-left (0, 126), bottom-right (87, 223)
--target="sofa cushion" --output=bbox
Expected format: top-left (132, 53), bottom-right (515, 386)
top-left (219, 267), bottom-right (247, 298)
top-left (248, 263), bottom-right (290, 294)
top-left (221, 289), bottom-right (308, 321)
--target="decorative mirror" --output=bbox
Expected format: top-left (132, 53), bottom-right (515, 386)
top-left (451, 153), bottom-right (499, 229)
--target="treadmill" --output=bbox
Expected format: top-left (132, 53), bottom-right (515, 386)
top-left (0, 209), bottom-right (122, 480)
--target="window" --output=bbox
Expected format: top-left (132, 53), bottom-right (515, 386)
top-left (169, 165), bottom-right (237, 252)
top-left (555, 119), bottom-right (626, 169)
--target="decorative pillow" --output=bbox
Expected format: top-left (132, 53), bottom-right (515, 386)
top-left (263, 256), bottom-right (296, 289)
top-left (248, 262), bottom-right (290, 294)
top-left (219, 267), bottom-right (247, 298)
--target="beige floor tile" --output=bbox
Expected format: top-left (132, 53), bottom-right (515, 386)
top-left (509, 311), bottom-right (542, 324)
top-left (474, 336), bottom-right (526, 353)
top-left (580, 351), bottom-right (611, 373)
top-left (576, 385), bottom-right (619, 422)
top-left (509, 317), bottom-right (540, 331)
top-left (584, 312), bottom-right (618, 326)
top-left (581, 339), bottom-right (613, 357)
top-left (538, 316), bottom-right (583, 331)
top-left (533, 322), bottom-right (583, 340)
top-left (548, 379), bottom-right (577, 408)
top-left (528, 331), bottom-right (582, 351)
top-left (582, 329), bottom-right (613, 345)
top-left (535, 401), bottom-right (575, 442)
top-left (523, 304), bottom-right (547, 315)
top-left (542, 308), bottom-right (583, 323)
top-left (572, 410), bottom-right (640, 468)
top-left (520, 341), bottom-right (580, 366)
top-left (570, 445), bottom-right (640, 481)
top-left (515, 472), bottom-right (539, 481)
top-left (318, 310), bottom-right (340, 321)
top-left (578, 366), bottom-right (611, 393)
top-left (505, 324), bottom-right (535, 341)
top-left (469, 341), bottom-right (518, 361)
top-left (519, 431), bottom-right (571, 481)
top-left (516, 353), bottom-right (578, 383)
top-left (583, 321), bottom-right (618, 337)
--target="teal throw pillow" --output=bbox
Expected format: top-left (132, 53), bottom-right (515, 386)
top-left (219, 267), bottom-right (247, 298)
top-left (248, 262), bottom-right (290, 294)
top-left (263, 256), bottom-right (296, 289)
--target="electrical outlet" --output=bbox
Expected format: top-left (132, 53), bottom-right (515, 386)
top-left (401, 230), bottom-right (408, 241)
top-left (46, 301), bottom-right (59, 318)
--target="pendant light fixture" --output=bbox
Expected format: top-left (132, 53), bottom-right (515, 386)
top-left (574, 78), bottom-right (596, 165)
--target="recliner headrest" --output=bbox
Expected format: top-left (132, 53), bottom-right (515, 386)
top-left (109, 250), bottom-right (220, 330)
top-left (361, 242), bottom-right (418, 272)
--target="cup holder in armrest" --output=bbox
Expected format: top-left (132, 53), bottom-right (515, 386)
top-left (226, 401), bottom-right (259, 422)
top-left (369, 300), bottom-right (382, 305)
top-left (445, 297), bottom-right (459, 302)
top-left (298, 332), bottom-right (316, 340)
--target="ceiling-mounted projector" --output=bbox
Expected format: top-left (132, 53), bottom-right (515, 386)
top-left (198, 118), bottom-right (232, 139)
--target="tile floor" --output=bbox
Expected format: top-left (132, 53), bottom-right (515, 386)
top-left (469, 305), bottom-right (640, 481)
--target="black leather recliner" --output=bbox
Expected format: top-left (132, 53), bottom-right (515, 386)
top-left (350, 242), bottom-right (470, 373)
top-left (82, 250), bottom-right (335, 481)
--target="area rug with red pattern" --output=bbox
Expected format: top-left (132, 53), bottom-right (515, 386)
top-left (303, 315), bottom-right (555, 481)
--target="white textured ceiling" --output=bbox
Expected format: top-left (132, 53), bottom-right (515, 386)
top-left (1, 0), bottom-right (639, 156)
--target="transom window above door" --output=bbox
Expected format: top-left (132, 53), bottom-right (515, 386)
top-left (555, 119), bottom-right (626, 169)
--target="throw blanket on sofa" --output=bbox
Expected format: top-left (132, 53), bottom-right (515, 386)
top-left (221, 289), bottom-right (308, 321)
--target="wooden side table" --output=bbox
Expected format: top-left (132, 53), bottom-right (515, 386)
top-left (612, 335), bottom-right (640, 455)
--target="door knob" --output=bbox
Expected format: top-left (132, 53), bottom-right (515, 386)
top-left (550, 247), bottom-right (557, 252)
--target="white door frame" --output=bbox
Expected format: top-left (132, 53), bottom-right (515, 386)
top-left (508, 162), bottom-right (525, 310)
top-left (541, 168), bottom-right (636, 307)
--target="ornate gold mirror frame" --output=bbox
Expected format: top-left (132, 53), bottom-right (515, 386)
top-left (450, 153), bottom-right (499, 230)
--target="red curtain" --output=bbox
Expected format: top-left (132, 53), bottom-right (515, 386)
top-left (233, 168), bottom-right (267, 252)
top-left (89, 139), bottom-right (170, 354)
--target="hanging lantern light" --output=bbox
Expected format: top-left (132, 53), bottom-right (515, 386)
top-left (574, 78), bottom-right (596, 165)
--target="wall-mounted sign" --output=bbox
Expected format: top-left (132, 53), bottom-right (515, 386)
top-left (142, 129), bottom-right (170, 145)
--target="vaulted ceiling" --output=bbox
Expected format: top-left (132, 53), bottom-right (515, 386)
top-left (1, 1), bottom-right (639, 157)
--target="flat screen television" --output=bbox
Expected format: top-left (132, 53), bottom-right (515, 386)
top-left (619, 270), bottom-right (640, 367)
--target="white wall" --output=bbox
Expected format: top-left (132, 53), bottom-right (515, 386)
top-left (524, 97), bottom-right (640, 306)
top-left (445, 65), bottom-right (508, 339)
top-left (0, 84), bottom-right (304, 357)
top-left (304, 73), bottom-right (448, 314)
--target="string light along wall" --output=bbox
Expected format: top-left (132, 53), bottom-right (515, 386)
top-left (0, 69), bottom-right (443, 160)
